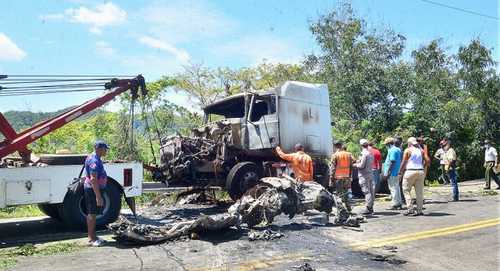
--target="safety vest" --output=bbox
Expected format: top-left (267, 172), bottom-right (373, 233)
top-left (334, 151), bottom-right (352, 179)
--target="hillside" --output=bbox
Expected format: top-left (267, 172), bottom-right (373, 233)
top-left (2, 108), bottom-right (107, 132)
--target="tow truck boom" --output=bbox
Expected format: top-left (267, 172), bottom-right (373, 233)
top-left (0, 75), bottom-right (146, 161)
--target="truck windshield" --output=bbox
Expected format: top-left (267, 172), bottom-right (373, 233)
top-left (203, 95), bottom-right (245, 122)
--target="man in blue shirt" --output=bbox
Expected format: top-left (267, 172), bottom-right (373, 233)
top-left (382, 137), bottom-right (403, 210)
top-left (84, 140), bottom-right (109, 247)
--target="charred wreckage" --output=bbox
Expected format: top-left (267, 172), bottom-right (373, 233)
top-left (109, 176), bottom-right (363, 245)
top-left (108, 82), bottom-right (356, 245)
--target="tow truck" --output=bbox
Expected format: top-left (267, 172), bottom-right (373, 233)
top-left (0, 75), bottom-right (147, 228)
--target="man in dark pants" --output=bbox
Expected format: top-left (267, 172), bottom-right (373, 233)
top-left (483, 140), bottom-right (499, 189)
top-left (84, 140), bottom-right (109, 247)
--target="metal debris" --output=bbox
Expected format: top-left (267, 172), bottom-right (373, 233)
top-left (248, 229), bottom-right (284, 241)
top-left (291, 262), bottom-right (315, 271)
top-left (109, 176), bottom-right (362, 245)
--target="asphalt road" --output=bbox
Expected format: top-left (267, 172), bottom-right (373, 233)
top-left (1, 181), bottom-right (499, 271)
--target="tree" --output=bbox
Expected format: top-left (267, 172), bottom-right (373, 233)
top-left (306, 2), bottom-right (408, 144)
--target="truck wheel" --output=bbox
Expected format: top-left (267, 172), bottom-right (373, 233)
top-left (39, 154), bottom-right (87, 165)
top-left (38, 203), bottom-right (61, 220)
top-left (59, 182), bottom-right (122, 229)
top-left (226, 162), bottom-right (262, 201)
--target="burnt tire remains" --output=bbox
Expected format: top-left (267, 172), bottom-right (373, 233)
top-left (226, 162), bottom-right (262, 201)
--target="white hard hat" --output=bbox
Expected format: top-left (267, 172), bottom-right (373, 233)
top-left (359, 139), bottom-right (369, 146)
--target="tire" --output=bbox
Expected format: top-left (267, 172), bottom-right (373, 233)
top-left (38, 203), bottom-right (62, 220)
top-left (226, 162), bottom-right (262, 201)
top-left (59, 181), bottom-right (122, 229)
top-left (39, 154), bottom-right (87, 165)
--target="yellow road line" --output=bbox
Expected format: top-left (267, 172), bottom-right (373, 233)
top-left (189, 252), bottom-right (312, 271)
top-left (351, 218), bottom-right (500, 250)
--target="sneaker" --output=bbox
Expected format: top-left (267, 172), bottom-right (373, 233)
top-left (387, 205), bottom-right (402, 210)
top-left (88, 238), bottom-right (104, 247)
top-left (484, 186), bottom-right (491, 190)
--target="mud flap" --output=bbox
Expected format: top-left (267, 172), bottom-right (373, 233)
top-left (124, 196), bottom-right (137, 218)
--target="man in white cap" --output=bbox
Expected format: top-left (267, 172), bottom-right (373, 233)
top-left (354, 139), bottom-right (375, 215)
top-left (399, 137), bottom-right (430, 216)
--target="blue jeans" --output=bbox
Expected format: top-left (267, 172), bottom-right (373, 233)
top-left (372, 169), bottom-right (380, 192)
top-left (448, 169), bottom-right (459, 201)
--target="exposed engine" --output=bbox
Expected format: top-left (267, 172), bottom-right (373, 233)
top-left (158, 120), bottom-right (238, 186)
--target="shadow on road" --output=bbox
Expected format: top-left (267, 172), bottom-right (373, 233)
top-left (0, 217), bottom-right (87, 248)
top-left (458, 199), bottom-right (479, 202)
top-left (424, 212), bottom-right (454, 217)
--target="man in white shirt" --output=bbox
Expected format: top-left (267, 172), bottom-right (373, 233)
top-left (434, 140), bottom-right (449, 184)
top-left (483, 140), bottom-right (499, 189)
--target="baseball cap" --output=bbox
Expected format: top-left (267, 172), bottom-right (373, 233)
top-left (359, 139), bottom-right (369, 146)
top-left (407, 137), bottom-right (418, 145)
top-left (94, 140), bottom-right (109, 149)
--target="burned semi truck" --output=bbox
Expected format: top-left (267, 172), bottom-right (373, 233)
top-left (157, 81), bottom-right (333, 200)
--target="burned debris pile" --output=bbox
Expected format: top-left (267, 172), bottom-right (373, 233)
top-left (109, 176), bottom-right (362, 245)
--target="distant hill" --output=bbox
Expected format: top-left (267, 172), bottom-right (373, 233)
top-left (2, 107), bottom-right (107, 132)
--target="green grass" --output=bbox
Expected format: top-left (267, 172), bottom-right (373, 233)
top-left (0, 205), bottom-right (44, 219)
top-left (481, 190), bottom-right (498, 196)
top-left (427, 179), bottom-right (441, 187)
top-left (0, 242), bottom-right (83, 270)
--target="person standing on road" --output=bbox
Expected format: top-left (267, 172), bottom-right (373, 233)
top-left (369, 142), bottom-right (382, 192)
top-left (483, 140), bottom-right (499, 189)
top-left (330, 141), bottom-right (354, 212)
top-left (442, 139), bottom-right (459, 201)
top-left (399, 137), bottom-right (429, 216)
top-left (276, 143), bottom-right (314, 182)
top-left (417, 136), bottom-right (430, 181)
top-left (394, 136), bottom-right (406, 204)
top-left (84, 140), bottom-right (109, 247)
top-left (354, 139), bottom-right (375, 215)
top-left (382, 137), bottom-right (403, 210)
top-left (434, 140), bottom-right (450, 184)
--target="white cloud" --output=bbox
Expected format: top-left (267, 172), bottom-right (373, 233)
top-left (141, 1), bottom-right (235, 43)
top-left (95, 41), bottom-right (114, 56)
top-left (0, 33), bottom-right (26, 61)
top-left (139, 36), bottom-right (190, 63)
top-left (40, 2), bottom-right (127, 35)
top-left (214, 34), bottom-right (303, 65)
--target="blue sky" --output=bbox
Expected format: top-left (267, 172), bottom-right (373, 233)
top-left (0, 0), bottom-right (498, 113)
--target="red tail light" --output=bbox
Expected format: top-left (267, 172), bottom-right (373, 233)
top-left (124, 168), bottom-right (132, 187)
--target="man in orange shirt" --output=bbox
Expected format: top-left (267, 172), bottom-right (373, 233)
top-left (276, 143), bottom-right (314, 182)
top-left (330, 141), bottom-right (354, 212)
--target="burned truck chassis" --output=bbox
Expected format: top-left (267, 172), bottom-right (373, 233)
top-left (157, 130), bottom-right (329, 200)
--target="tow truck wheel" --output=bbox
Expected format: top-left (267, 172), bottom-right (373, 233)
top-left (59, 181), bottom-right (122, 229)
top-left (226, 162), bottom-right (262, 201)
top-left (38, 203), bottom-right (61, 220)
